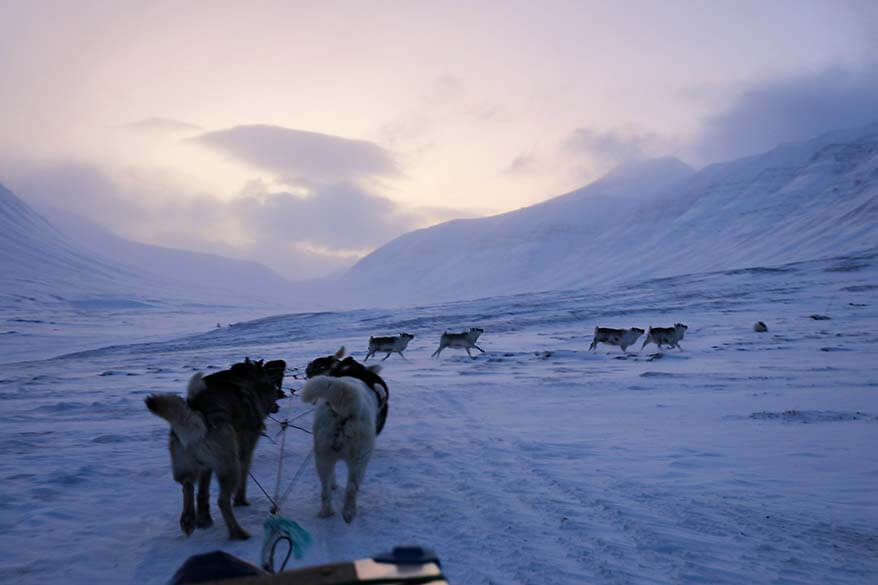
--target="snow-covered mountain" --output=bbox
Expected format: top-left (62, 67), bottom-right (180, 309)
top-left (6, 121), bottom-right (877, 311)
top-left (0, 183), bottom-right (299, 309)
top-left (0, 182), bottom-right (162, 305)
top-left (40, 206), bottom-right (301, 306)
top-left (338, 123), bottom-right (878, 304)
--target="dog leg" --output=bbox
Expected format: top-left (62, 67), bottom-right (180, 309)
top-left (217, 471), bottom-right (249, 540)
top-left (398, 351), bottom-right (408, 360)
top-left (474, 344), bottom-right (485, 353)
top-left (234, 452), bottom-right (252, 507)
top-left (196, 469), bottom-right (213, 528)
top-left (179, 481), bottom-right (196, 535)
top-left (588, 339), bottom-right (597, 351)
top-left (382, 352), bottom-right (391, 361)
top-left (364, 351), bottom-right (373, 361)
top-left (315, 454), bottom-right (336, 518)
top-left (466, 347), bottom-right (474, 358)
top-left (342, 457), bottom-right (368, 524)
top-left (431, 345), bottom-right (444, 358)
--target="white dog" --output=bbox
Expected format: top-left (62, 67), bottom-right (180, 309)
top-left (364, 333), bottom-right (415, 361)
top-left (431, 327), bottom-right (485, 358)
top-left (300, 370), bottom-right (386, 523)
top-left (641, 323), bottom-right (688, 351)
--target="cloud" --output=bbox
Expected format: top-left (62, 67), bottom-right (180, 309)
top-left (230, 183), bottom-right (420, 250)
top-left (561, 127), bottom-right (670, 167)
top-left (426, 75), bottom-right (466, 105)
top-left (1, 159), bottom-right (474, 280)
top-left (503, 154), bottom-right (538, 175)
top-left (193, 125), bottom-right (398, 185)
top-left (690, 66), bottom-right (878, 164)
top-left (125, 117), bottom-right (203, 134)
top-left (0, 160), bottom-right (141, 223)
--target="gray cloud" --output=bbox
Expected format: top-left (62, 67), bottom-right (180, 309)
top-left (691, 66), bottom-right (878, 164)
top-left (0, 160), bottom-right (140, 224)
top-left (0, 159), bottom-right (471, 279)
top-left (561, 127), bottom-right (670, 167)
top-left (193, 125), bottom-right (398, 185)
top-left (125, 117), bottom-right (203, 134)
top-left (503, 154), bottom-right (538, 175)
top-left (231, 183), bottom-right (419, 251)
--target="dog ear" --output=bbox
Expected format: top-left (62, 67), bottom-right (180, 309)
top-left (334, 346), bottom-right (345, 360)
top-left (367, 365), bottom-right (382, 375)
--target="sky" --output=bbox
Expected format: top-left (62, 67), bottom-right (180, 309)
top-left (1, 0), bottom-right (877, 279)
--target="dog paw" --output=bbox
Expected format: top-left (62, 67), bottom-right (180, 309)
top-left (179, 512), bottom-right (196, 536)
top-left (318, 507), bottom-right (335, 518)
top-left (228, 528), bottom-right (251, 540)
top-left (342, 502), bottom-right (356, 523)
top-left (233, 497), bottom-right (251, 507)
top-left (195, 513), bottom-right (213, 529)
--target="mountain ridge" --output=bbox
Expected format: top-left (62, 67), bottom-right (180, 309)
top-left (333, 122), bottom-right (878, 305)
top-left (0, 183), bottom-right (301, 309)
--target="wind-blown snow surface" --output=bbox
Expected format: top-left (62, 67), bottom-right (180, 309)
top-left (2, 250), bottom-right (877, 584)
top-left (341, 123), bottom-right (878, 304)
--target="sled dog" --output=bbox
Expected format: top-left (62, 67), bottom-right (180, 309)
top-left (145, 358), bottom-right (286, 540)
top-left (641, 323), bottom-right (688, 351)
top-left (306, 346), bottom-right (389, 435)
top-left (431, 327), bottom-right (485, 358)
top-left (589, 326), bottom-right (645, 352)
top-left (301, 370), bottom-right (387, 523)
top-left (364, 333), bottom-right (415, 361)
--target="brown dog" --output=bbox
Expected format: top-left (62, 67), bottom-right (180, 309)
top-left (145, 358), bottom-right (286, 540)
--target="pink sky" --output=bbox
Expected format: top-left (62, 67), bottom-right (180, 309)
top-left (1, 0), bottom-right (875, 278)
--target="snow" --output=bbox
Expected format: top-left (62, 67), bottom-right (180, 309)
top-left (2, 123), bottom-right (878, 583)
top-left (35, 205), bottom-right (302, 306)
top-left (0, 183), bottom-right (306, 311)
top-left (2, 249), bottom-right (877, 584)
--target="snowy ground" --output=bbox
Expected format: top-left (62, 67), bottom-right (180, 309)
top-left (1, 251), bottom-right (877, 584)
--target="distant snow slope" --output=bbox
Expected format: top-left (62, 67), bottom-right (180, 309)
top-left (39, 206), bottom-right (300, 306)
top-left (0, 182), bottom-right (161, 305)
top-left (340, 123), bottom-right (878, 304)
top-left (0, 183), bottom-right (302, 309)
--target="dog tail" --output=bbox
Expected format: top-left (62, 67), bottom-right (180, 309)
top-left (300, 376), bottom-right (361, 417)
top-left (144, 392), bottom-right (207, 447)
top-left (187, 372), bottom-right (207, 401)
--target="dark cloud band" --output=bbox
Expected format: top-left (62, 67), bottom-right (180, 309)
top-left (194, 124), bottom-right (398, 184)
